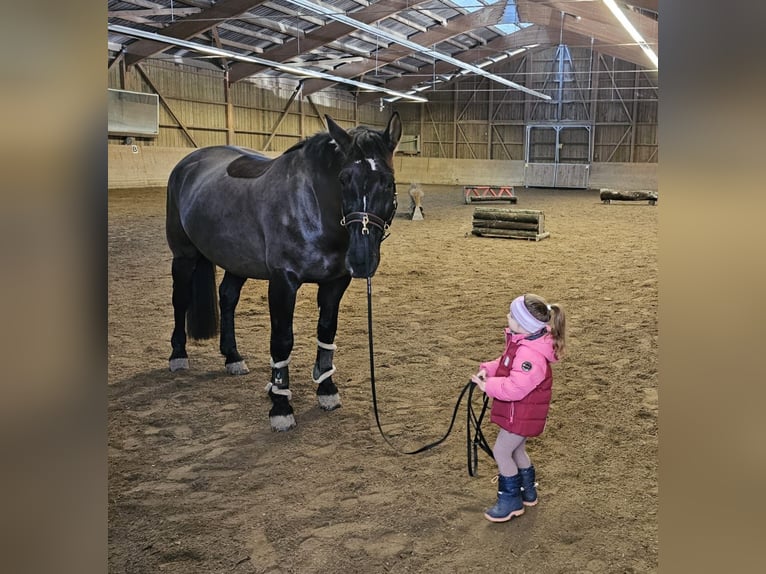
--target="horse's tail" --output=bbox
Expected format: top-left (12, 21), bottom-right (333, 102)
top-left (187, 255), bottom-right (219, 340)
top-left (167, 153), bottom-right (219, 341)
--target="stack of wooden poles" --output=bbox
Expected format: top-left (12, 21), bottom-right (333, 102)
top-left (470, 207), bottom-right (549, 241)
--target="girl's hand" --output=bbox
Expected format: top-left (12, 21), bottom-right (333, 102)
top-left (471, 372), bottom-right (487, 391)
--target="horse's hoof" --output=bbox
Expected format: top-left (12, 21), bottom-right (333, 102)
top-left (317, 394), bottom-right (341, 411)
top-left (270, 414), bottom-right (297, 432)
top-left (169, 358), bottom-right (189, 372)
top-left (226, 360), bottom-right (250, 375)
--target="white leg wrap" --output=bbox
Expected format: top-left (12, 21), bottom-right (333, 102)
top-left (267, 355), bottom-right (292, 399)
top-left (270, 355), bottom-right (291, 369)
top-left (264, 382), bottom-right (293, 400)
top-left (312, 365), bottom-right (337, 385)
top-left (316, 340), bottom-right (337, 351)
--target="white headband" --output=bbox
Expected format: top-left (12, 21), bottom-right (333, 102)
top-left (510, 295), bottom-right (548, 333)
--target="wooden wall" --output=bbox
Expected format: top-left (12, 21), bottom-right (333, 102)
top-left (393, 46), bottom-right (657, 163)
top-left (108, 45), bottom-right (657, 187)
top-left (108, 145), bottom-right (656, 191)
top-left (108, 59), bottom-right (393, 152)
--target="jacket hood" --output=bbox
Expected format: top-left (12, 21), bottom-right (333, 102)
top-left (505, 327), bottom-right (558, 363)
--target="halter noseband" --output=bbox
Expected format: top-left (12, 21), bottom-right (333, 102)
top-left (340, 211), bottom-right (391, 238)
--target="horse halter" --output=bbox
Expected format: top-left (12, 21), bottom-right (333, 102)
top-left (339, 171), bottom-right (397, 241)
top-left (340, 211), bottom-right (392, 239)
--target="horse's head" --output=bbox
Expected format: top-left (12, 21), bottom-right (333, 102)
top-left (327, 112), bottom-right (402, 278)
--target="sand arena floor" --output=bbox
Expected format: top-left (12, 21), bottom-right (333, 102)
top-left (108, 184), bottom-right (657, 573)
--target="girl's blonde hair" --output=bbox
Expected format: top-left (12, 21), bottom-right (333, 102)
top-left (524, 293), bottom-right (566, 359)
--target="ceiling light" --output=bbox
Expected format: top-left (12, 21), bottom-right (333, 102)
top-left (602, 0), bottom-right (658, 68)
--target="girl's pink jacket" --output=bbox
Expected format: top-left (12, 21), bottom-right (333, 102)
top-left (480, 328), bottom-right (558, 436)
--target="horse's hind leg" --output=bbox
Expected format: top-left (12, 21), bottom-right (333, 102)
top-left (169, 254), bottom-right (219, 371)
top-left (169, 256), bottom-right (195, 371)
top-left (266, 271), bottom-right (299, 431)
top-left (219, 271), bottom-right (249, 375)
top-left (314, 275), bottom-right (352, 410)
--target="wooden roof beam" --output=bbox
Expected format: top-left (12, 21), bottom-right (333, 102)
top-left (357, 24), bottom-right (557, 103)
top-left (123, 0), bottom-right (271, 66)
top-left (515, 0), bottom-right (657, 67)
top-left (299, 3), bottom-right (507, 96)
top-left (228, 0), bottom-right (431, 83)
top-left (357, 21), bottom-right (655, 104)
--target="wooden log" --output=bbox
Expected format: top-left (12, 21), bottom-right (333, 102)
top-left (467, 195), bottom-right (518, 203)
top-left (471, 228), bottom-right (550, 241)
top-left (471, 220), bottom-right (540, 231)
top-left (474, 207), bottom-right (542, 215)
top-left (473, 207), bottom-right (542, 216)
top-left (472, 209), bottom-right (542, 224)
top-left (472, 212), bottom-right (540, 224)
top-left (472, 228), bottom-right (540, 238)
top-left (599, 189), bottom-right (658, 202)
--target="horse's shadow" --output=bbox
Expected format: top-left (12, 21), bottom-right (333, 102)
top-left (108, 364), bottom-right (343, 437)
top-left (109, 366), bottom-right (229, 403)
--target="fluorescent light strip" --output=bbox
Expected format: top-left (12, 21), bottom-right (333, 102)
top-left (386, 48), bottom-right (528, 102)
top-left (284, 0), bottom-right (551, 100)
top-left (108, 24), bottom-right (429, 103)
top-left (602, 0), bottom-right (658, 68)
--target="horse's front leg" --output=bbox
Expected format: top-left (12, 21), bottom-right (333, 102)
top-left (314, 275), bottom-right (352, 411)
top-left (266, 271), bottom-right (299, 431)
top-left (219, 271), bottom-right (249, 375)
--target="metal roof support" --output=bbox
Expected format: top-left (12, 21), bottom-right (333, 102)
top-left (284, 0), bottom-right (551, 100)
top-left (108, 24), bottom-right (428, 103)
top-left (121, 0), bottom-right (272, 66)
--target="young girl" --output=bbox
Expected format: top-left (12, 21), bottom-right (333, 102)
top-left (471, 293), bottom-right (566, 523)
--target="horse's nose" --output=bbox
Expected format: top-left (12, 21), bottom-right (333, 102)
top-left (347, 252), bottom-right (379, 278)
top-left (348, 262), bottom-right (374, 278)
top-left (346, 229), bottom-right (382, 277)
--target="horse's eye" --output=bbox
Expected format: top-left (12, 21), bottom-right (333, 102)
top-left (339, 171), bottom-right (351, 186)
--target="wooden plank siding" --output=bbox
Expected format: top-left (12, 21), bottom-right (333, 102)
top-left (108, 45), bottom-right (656, 164)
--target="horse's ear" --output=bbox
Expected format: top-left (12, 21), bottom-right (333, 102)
top-left (385, 112), bottom-right (402, 152)
top-left (326, 115), bottom-right (352, 151)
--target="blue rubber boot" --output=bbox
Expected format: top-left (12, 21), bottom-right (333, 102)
top-left (484, 474), bottom-right (525, 522)
top-left (519, 465), bottom-right (538, 506)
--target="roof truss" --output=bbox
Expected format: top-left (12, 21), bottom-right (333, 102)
top-left (108, 0), bottom-right (659, 101)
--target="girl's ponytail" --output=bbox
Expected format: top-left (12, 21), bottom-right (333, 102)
top-left (548, 303), bottom-right (566, 359)
top-left (525, 294), bottom-right (566, 359)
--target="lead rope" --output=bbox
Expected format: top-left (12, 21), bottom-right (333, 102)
top-left (364, 257), bottom-right (494, 474)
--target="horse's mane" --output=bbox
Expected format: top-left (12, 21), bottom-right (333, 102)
top-left (228, 131), bottom-right (344, 178)
top-left (282, 132), bottom-right (333, 156)
top-left (283, 126), bottom-right (388, 159)
top-left (274, 125), bottom-right (392, 174)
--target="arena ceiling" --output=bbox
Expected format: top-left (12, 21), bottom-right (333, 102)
top-left (107, 0), bottom-right (658, 104)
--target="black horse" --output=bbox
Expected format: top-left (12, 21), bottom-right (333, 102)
top-left (166, 113), bottom-right (402, 431)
